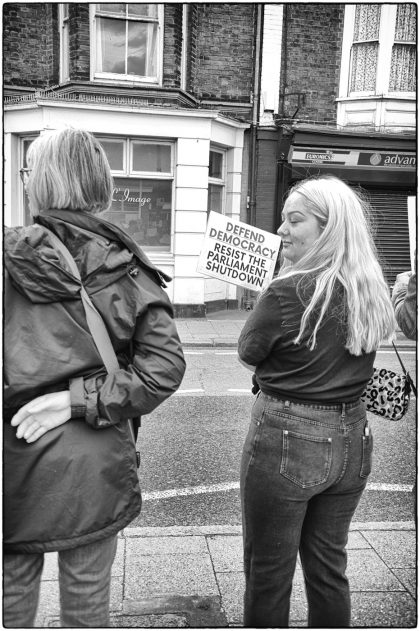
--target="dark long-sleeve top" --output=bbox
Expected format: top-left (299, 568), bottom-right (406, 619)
top-left (238, 275), bottom-right (375, 404)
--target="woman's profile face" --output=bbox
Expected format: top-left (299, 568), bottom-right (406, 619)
top-left (277, 192), bottom-right (323, 264)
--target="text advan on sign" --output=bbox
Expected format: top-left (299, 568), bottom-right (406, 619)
top-left (197, 212), bottom-right (281, 291)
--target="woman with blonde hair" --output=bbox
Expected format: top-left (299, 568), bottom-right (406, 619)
top-left (4, 127), bottom-right (186, 626)
top-left (238, 175), bottom-right (395, 627)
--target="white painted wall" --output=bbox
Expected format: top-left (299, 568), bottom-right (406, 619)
top-left (4, 102), bottom-right (248, 307)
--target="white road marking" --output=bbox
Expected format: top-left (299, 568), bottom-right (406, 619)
top-left (215, 351), bottom-right (238, 355)
top-left (175, 388), bottom-right (205, 394)
top-left (142, 481), bottom-right (413, 502)
top-left (377, 349), bottom-right (416, 354)
top-left (367, 483), bottom-right (413, 492)
top-left (184, 352), bottom-right (204, 355)
top-left (227, 388), bottom-right (251, 392)
top-left (143, 482), bottom-right (239, 501)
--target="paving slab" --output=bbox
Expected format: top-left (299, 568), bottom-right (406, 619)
top-left (347, 549), bottom-right (406, 591)
top-left (350, 591), bottom-right (417, 627)
top-left (360, 529), bottom-right (417, 568)
top-left (206, 534), bottom-right (243, 572)
top-left (124, 537), bottom-right (219, 600)
top-left (392, 567), bottom-right (417, 598)
top-left (216, 571), bottom-right (244, 626)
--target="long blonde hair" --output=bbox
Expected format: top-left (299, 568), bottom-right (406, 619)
top-left (277, 176), bottom-right (396, 355)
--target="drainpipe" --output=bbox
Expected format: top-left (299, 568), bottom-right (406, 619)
top-left (244, 4), bottom-right (264, 310)
top-left (247, 3), bottom-right (264, 228)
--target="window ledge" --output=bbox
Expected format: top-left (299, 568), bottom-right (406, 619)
top-left (93, 76), bottom-right (160, 88)
top-left (336, 94), bottom-right (416, 103)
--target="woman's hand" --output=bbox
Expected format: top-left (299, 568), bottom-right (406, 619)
top-left (11, 391), bottom-right (71, 443)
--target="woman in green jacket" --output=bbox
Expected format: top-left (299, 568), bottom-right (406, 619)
top-left (4, 128), bottom-right (186, 627)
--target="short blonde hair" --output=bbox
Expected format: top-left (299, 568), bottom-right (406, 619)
top-left (26, 127), bottom-right (113, 214)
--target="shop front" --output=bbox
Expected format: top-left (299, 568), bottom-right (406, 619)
top-left (276, 125), bottom-right (416, 284)
top-left (4, 99), bottom-right (249, 315)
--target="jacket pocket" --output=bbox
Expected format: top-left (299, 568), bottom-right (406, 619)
top-left (360, 433), bottom-right (373, 478)
top-left (280, 430), bottom-right (332, 488)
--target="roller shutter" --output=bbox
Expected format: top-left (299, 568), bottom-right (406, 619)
top-left (364, 190), bottom-right (412, 286)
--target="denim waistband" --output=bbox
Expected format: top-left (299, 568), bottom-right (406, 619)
top-left (260, 390), bottom-right (361, 412)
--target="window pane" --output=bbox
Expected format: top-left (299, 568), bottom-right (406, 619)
top-left (128, 4), bottom-right (158, 18)
top-left (353, 4), bottom-right (380, 41)
top-left (207, 184), bottom-right (223, 214)
top-left (350, 42), bottom-right (378, 91)
top-left (96, 17), bottom-right (126, 74)
top-left (99, 140), bottom-right (125, 170)
top-left (132, 143), bottom-right (171, 173)
top-left (103, 178), bottom-right (172, 251)
top-left (394, 4), bottom-right (416, 42)
top-left (99, 4), bottom-right (126, 15)
top-left (22, 139), bottom-right (35, 226)
top-left (389, 44), bottom-right (416, 91)
top-left (127, 22), bottom-right (157, 76)
top-left (209, 151), bottom-right (223, 179)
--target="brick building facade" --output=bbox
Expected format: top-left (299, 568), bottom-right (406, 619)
top-left (3, 4), bottom-right (416, 313)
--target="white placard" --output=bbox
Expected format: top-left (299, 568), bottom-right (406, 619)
top-left (197, 211), bottom-right (281, 291)
top-left (407, 196), bottom-right (416, 272)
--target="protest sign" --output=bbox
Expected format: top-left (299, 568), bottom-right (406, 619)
top-left (197, 211), bottom-right (281, 291)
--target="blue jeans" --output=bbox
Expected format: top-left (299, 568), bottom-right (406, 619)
top-left (240, 392), bottom-right (372, 628)
top-left (3, 535), bottom-right (118, 628)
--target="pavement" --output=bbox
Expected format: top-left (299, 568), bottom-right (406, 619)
top-left (34, 309), bottom-right (417, 628)
top-left (175, 308), bottom-right (416, 349)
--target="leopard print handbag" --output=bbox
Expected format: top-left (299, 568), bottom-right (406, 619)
top-left (361, 367), bottom-right (412, 421)
top-left (361, 343), bottom-right (416, 421)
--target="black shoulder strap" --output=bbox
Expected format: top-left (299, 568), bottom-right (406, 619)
top-left (392, 341), bottom-right (417, 397)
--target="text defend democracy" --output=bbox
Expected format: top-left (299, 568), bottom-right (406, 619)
top-left (209, 225), bottom-right (277, 258)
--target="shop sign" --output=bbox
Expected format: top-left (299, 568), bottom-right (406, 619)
top-left (290, 147), bottom-right (416, 169)
top-left (197, 211), bottom-right (281, 291)
top-left (112, 187), bottom-right (152, 205)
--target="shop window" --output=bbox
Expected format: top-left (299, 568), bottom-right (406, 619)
top-left (91, 4), bottom-right (162, 84)
top-left (344, 4), bottom-right (416, 96)
top-left (98, 138), bottom-right (173, 252)
top-left (207, 149), bottom-right (225, 215)
top-left (59, 4), bottom-right (70, 83)
top-left (21, 137), bottom-right (37, 226)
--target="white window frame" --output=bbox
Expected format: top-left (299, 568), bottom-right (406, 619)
top-left (20, 136), bottom-right (38, 226)
top-left (181, 4), bottom-right (188, 91)
top-left (207, 147), bottom-right (226, 215)
top-left (90, 4), bottom-right (164, 85)
top-left (59, 3), bottom-right (70, 83)
top-left (339, 4), bottom-right (416, 99)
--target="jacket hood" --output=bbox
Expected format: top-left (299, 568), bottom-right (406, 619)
top-left (4, 224), bottom-right (83, 304)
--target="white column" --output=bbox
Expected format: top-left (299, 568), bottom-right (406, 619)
top-left (260, 5), bottom-right (283, 121)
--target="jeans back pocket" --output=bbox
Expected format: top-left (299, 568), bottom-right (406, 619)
top-left (280, 429), bottom-right (332, 488)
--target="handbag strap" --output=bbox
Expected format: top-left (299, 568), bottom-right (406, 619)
top-left (44, 228), bottom-right (137, 442)
top-left (46, 229), bottom-right (119, 373)
top-left (392, 341), bottom-right (417, 397)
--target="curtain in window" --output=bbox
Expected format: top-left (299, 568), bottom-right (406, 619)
top-left (350, 4), bottom-right (380, 92)
top-left (389, 4), bottom-right (416, 92)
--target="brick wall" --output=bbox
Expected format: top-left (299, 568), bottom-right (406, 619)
top-left (279, 4), bottom-right (345, 122)
top-left (3, 3), bottom-right (58, 88)
top-left (191, 3), bottom-right (255, 101)
top-left (163, 4), bottom-right (183, 88)
top-left (69, 4), bottom-right (90, 81)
